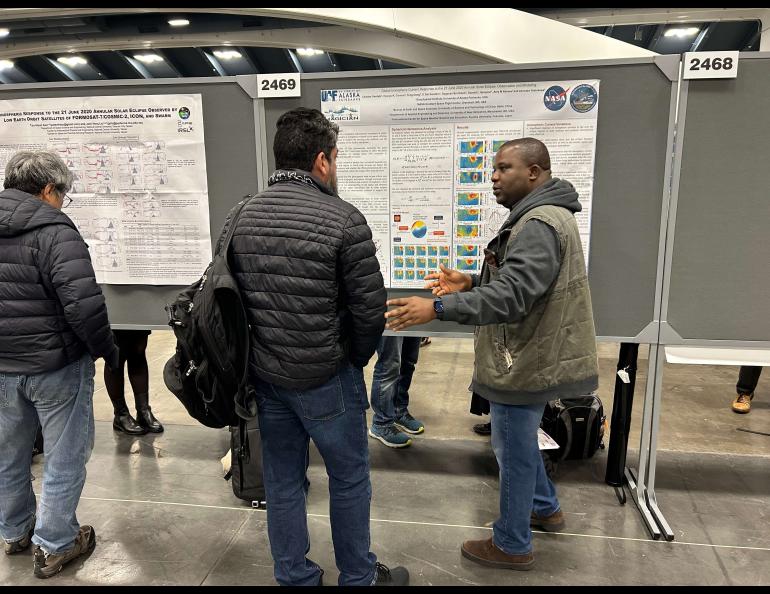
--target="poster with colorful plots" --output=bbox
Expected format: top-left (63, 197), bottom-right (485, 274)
top-left (322, 79), bottom-right (599, 287)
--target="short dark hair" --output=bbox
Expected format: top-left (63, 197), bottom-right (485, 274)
top-left (273, 107), bottom-right (339, 172)
top-left (499, 137), bottom-right (551, 171)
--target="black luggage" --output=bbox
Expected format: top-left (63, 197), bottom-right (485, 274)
top-left (227, 416), bottom-right (266, 508)
top-left (541, 395), bottom-right (606, 462)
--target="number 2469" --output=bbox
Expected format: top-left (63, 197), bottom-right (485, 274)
top-left (261, 79), bottom-right (296, 91)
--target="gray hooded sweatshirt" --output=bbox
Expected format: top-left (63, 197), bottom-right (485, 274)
top-left (441, 178), bottom-right (599, 405)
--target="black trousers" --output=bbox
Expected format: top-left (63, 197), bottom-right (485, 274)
top-left (737, 366), bottom-right (762, 395)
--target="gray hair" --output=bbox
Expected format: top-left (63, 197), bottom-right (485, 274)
top-left (3, 150), bottom-right (74, 196)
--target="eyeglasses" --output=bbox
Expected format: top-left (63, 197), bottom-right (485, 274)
top-left (61, 194), bottom-right (73, 208)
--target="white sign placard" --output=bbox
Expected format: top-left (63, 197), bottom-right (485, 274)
top-left (257, 73), bottom-right (301, 98)
top-left (683, 51), bottom-right (739, 80)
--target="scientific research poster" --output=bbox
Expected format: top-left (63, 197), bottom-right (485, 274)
top-left (322, 81), bottom-right (599, 288)
top-left (0, 94), bottom-right (211, 284)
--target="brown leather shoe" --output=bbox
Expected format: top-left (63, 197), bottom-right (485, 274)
top-left (461, 537), bottom-right (534, 570)
top-left (732, 392), bottom-right (753, 414)
top-left (530, 509), bottom-right (565, 532)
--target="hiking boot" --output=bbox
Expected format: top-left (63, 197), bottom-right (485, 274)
top-left (4, 526), bottom-right (34, 555)
top-left (473, 422), bottom-right (492, 436)
top-left (33, 525), bottom-right (96, 579)
top-left (530, 509), bottom-right (565, 532)
top-left (732, 392), bottom-right (753, 414)
top-left (394, 412), bottom-right (425, 435)
top-left (461, 537), bottom-right (534, 571)
top-left (113, 412), bottom-right (147, 435)
top-left (374, 562), bottom-right (409, 586)
top-left (369, 424), bottom-right (412, 448)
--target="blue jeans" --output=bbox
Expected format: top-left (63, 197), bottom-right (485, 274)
top-left (0, 354), bottom-right (95, 554)
top-left (370, 336), bottom-right (420, 426)
top-left (490, 401), bottom-right (560, 555)
top-left (255, 363), bottom-right (377, 586)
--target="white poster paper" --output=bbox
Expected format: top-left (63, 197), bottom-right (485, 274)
top-left (322, 81), bottom-right (600, 287)
top-left (0, 94), bottom-right (211, 284)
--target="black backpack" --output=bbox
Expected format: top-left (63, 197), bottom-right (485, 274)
top-left (162, 198), bottom-right (257, 429)
top-left (541, 395), bottom-right (606, 462)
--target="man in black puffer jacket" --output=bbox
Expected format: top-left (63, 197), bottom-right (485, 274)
top-left (0, 150), bottom-right (118, 579)
top-left (221, 108), bottom-right (407, 587)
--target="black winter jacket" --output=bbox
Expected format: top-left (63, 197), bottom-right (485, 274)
top-left (0, 188), bottom-right (119, 374)
top-left (222, 170), bottom-right (386, 390)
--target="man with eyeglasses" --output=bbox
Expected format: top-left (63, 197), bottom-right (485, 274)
top-left (0, 150), bottom-right (118, 578)
top-left (383, 138), bottom-right (599, 571)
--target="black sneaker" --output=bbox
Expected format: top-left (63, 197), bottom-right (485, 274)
top-left (4, 526), bottom-right (33, 555)
top-left (374, 562), bottom-right (409, 586)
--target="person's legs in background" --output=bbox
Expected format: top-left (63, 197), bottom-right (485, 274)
top-left (369, 336), bottom-right (412, 448)
top-left (392, 337), bottom-right (425, 436)
top-left (733, 366), bottom-right (762, 414)
top-left (125, 331), bottom-right (162, 433)
top-left (104, 330), bottom-right (145, 435)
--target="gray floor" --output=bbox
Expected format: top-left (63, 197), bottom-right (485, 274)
top-left (1, 334), bottom-right (769, 585)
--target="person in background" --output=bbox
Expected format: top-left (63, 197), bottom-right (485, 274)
top-left (104, 329), bottom-right (163, 434)
top-left (732, 366), bottom-right (763, 414)
top-left (368, 336), bottom-right (426, 448)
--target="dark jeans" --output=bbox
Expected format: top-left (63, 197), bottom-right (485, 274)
top-left (255, 363), bottom-right (377, 586)
top-left (370, 336), bottom-right (421, 426)
top-left (737, 366), bottom-right (762, 395)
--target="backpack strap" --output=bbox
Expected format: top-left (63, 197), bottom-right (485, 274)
top-left (216, 196), bottom-right (253, 258)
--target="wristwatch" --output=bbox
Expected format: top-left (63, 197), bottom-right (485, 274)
top-left (433, 297), bottom-right (444, 320)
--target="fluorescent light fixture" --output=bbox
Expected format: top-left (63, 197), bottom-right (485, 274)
top-left (0, 59), bottom-right (14, 70)
top-left (213, 49), bottom-right (242, 60)
top-left (0, 28), bottom-right (10, 38)
top-left (57, 56), bottom-right (87, 67)
top-left (297, 47), bottom-right (324, 57)
top-left (168, 18), bottom-right (189, 27)
top-left (664, 27), bottom-right (699, 38)
top-left (134, 53), bottom-right (164, 64)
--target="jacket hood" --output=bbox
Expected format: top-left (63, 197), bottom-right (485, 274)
top-left (501, 178), bottom-right (582, 231)
top-left (0, 188), bottom-right (77, 238)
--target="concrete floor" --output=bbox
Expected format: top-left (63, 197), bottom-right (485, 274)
top-left (1, 333), bottom-right (769, 585)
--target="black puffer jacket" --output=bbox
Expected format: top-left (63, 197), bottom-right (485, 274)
top-left (0, 188), bottom-right (119, 374)
top-left (223, 170), bottom-right (386, 390)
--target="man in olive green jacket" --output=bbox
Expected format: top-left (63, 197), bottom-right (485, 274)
top-left (385, 138), bottom-right (599, 571)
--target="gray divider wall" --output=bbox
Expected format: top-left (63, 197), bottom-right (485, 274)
top-left (0, 78), bottom-right (260, 327)
top-left (263, 61), bottom-right (676, 339)
top-left (665, 53), bottom-right (770, 344)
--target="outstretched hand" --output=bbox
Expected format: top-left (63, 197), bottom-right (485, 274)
top-left (424, 264), bottom-right (472, 296)
top-left (384, 297), bottom-right (435, 332)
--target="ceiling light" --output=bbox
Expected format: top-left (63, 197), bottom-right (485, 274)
top-left (0, 59), bottom-right (13, 70)
top-left (0, 28), bottom-right (10, 38)
top-left (297, 47), bottom-right (324, 57)
top-left (168, 18), bottom-right (189, 27)
top-left (664, 27), bottom-right (699, 38)
top-left (57, 56), bottom-right (87, 67)
top-left (213, 49), bottom-right (242, 60)
top-left (134, 53), bottom-right (164, 64)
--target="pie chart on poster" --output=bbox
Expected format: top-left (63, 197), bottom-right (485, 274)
top-left (411, 221), bottom-right (427, 239)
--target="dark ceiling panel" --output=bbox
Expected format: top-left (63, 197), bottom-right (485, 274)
top-left (701, 21), bottom-right (760, 51)
top-left (331, 53), bottom-right (380, 71)
top-left (88, 51), bottom-right (143, 79)
top-left (14, 55), bottom-right (72, 82)
top-left (161, 47), bottom-right (215, 77)
top-left (248, 47), bottom-right (295, 74)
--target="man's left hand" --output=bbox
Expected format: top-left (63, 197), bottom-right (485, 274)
top-left (385, 297), bottom-right (436, 331)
